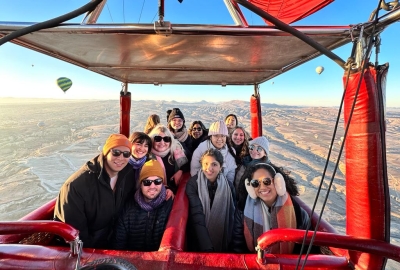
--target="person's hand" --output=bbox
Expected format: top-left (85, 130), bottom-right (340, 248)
top-left (165, 189), bottom-right (174, 201)
top-left (172, 170), bottom-right (183, 186)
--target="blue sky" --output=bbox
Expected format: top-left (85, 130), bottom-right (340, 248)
top-left (0, 0), bottom-right (399, 106)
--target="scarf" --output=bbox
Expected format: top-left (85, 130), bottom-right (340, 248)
top-left (173, 128), bottom-right (189, 143)
top-left (173, 147), bottom-right (188, 168)
top-left (128, 156), bottom-right (147, 185)
top-left (243, 193), bottom-right (296, 254)
top-left (134, 185), bottom-right (167, 212)
top-left (151, 147), bottom-right (170, 158)
top-left (197, 171), bottom-right (235, 252)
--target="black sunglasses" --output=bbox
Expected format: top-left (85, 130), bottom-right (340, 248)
top-left (154, 135), bottom-right (172, 143)
top-left (249, 178), bottom-right (272, 188)
top-left (142, 178), bottom-right (163, 186)
top-left (249, 145), bottom-right (264, 153)
top-left (111, 149), bottom-right (131, 158)
top-left (192, 127), bottom-right (202, 131)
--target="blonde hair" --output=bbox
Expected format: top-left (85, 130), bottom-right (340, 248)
top-left (148, 124), bottom-right (184, 165)
top-left (144, 114), bottom-right (160, 134)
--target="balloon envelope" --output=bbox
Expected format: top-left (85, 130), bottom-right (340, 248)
top-left (37, 121), bottom-right (45, 128)
top-left (316, 66), bottom-right (324, 75)
top-left (56, 77), bottom-right (72, 92)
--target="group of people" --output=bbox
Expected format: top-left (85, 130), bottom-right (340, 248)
top-left (54, 108), bottom-right (310, 255)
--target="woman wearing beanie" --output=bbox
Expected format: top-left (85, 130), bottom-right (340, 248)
top-left (232, 163), bottom-right (309, 254)
top-left (54, 133), bottom-right (133, 249)
top-left (235, 136), bottom-right (271, 210)
top-left (148, 124), bottom-right (189, 194)
top-left (166, 108), bottom-right (193, 158)
top-left (113, 159), bottom-right (174, 251)
top-left (190, 120), bottom-right (238, 184)
top-left (188, 120), bottom-right (209, 152)
top-left (186, 149), bottom-right (236, 252)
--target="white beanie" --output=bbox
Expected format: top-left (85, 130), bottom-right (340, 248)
top-left (249, 136), bottom-right (270, 156)
top-left (208, 120), bottom-right (229, 136)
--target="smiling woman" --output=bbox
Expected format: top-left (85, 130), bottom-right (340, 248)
top-left (186, 148), bottom-right (236, 252)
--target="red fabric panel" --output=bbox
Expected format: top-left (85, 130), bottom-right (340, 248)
top-left (249, 0), bottom-right (334, 25)
top-left (159, 173), bottom-right (190, 251)
top-left (120, 92), bottom-right (131, 138)
top-left (344, 66), bottom-right (386, 269)
top-left (250, 95), bottom-right (262, 138)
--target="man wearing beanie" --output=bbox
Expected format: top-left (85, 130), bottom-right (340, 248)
top-left (54, 133), bottom-right (134, 249)
top-left (112, 160), bottom-right (173, 251)
top-left (167, 108), bottom-right (193, 158)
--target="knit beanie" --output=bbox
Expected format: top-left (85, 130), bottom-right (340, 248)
top-left (167, 108), bottom-right (185, 123)
top-left (208, 120), bottom-right (229, 136)
top-left (249, 136), bottom-right (270, 157)
top-left (102, 134), bottom-right (132, 156)
top-left (139, 160), bottom-right (165, 182)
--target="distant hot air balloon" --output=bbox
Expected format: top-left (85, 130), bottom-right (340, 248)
top-left (37, 121), bottom-right (45, 128)
top-left (314, 134), bottom-right (318, 139)
top-left (316, 66), bottom-right (324, 75)
top-left (56, 77), bottom-right (72, 93)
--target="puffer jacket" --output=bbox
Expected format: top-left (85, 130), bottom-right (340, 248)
top-left (112, 197), bottom-right (173, 251)
top-left (54, 154), bottom-right (134, 249)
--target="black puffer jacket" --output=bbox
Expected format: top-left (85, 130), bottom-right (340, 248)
top-left (231, 195), bottom-right (310, 253)
top-left (54, 154), bottom-right (135, 249)
top-left (112, 197), bottom-right (173, 251)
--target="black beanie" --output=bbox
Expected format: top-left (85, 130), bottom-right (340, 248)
top-left (167, 108), bottom-right (185, 123)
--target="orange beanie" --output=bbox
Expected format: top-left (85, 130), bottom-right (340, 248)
top-left (139, 160), bottom-right (165, 182)
top-left (102, 134), bottom-right (132, 156)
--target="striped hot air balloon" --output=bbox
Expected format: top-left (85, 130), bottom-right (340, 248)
top-left (56, 77), bottom-right (72, 93)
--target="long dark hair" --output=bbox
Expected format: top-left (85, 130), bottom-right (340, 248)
top-left (200, 148), bottom-right (224, 167)
top-left (128, 132), bottom-right (153, 159)
top-left (189, 120), bottom-right (208, 136)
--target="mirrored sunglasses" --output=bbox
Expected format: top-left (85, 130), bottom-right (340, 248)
top-left (111, 149), bottom-right (131, 158)
top-left (249, 145), bottom-right (264, 153)
top-left (192, 127), bottom-right (202, 131)
top-left (154, 135), bottom-right (172, 143)
top-left (142, 178), bottom-right (163, 186)
top-left (250, 178), bottom-right (272, 188)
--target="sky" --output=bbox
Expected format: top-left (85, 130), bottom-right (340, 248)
top-left (0, 0), bottom-right (399, 106)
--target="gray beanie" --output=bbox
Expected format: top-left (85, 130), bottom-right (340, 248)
top-left (249, 136), bottom-right (269, 157)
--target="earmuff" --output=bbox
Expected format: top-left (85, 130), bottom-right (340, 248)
top-left (245, 178), bottom-right (257, 199)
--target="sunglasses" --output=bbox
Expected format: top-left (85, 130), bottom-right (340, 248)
top-left (249, 178), bottom-right (272, 188)
top-left (142, 178), bottom-right (163, 186)
top-left (154, 136), bottom-right (172, 143)
top-left (249, 145), bottom-right (264, 153)
top-left (111, 149), bottom-right (131, 158)
top-left (192, 127), bottom-right (202, 131)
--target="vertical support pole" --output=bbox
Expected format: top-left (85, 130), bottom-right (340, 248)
top-left (120, 83), bottom-right (131, 138)
top-left (250, 84), bottom-right (262, 138)
top-left (344, 65), bottom-right (389, 269)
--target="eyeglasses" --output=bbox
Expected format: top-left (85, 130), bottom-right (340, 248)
top-left (249, 178), bottom-right (272, 188)
top-left (154, 136), bottom-right (172, 143)
top-left (192, 127), bottom-right (202, 131)
top-left (249, 145), bottom-right (264, 153)
top-left (111, 149), bottom-right (131, 158)
top-left (142, 178), bottom-right (163, 186)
